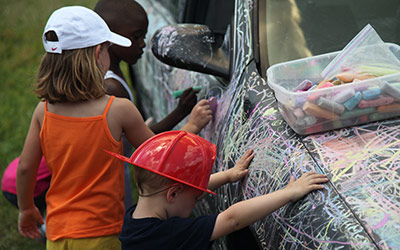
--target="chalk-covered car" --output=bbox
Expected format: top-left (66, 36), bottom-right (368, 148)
top-left (131, 0), bottom-right (400, 249)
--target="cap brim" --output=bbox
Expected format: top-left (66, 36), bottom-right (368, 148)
top-left (104, 150), bottom-right (216, 195)
top-left (109, 32), bottom-right (132, 47)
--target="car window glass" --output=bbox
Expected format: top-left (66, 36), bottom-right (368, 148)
top-left (154, 0), bottom-right (181, 21)
top-left (179, 0), bottom-right (234, 47)
top-left (263, 0), bottom-right (400, 66)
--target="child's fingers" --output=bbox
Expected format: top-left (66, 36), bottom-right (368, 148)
top-left (309, 174), bottom-right (328, 182)
top-left (237, 150), bottom-right (254, 166)
top-left (309, 184), bottom-right (325, 190)
top-left (20, 225), bottom-right (39, 239)
top-left (302, 172), bottom-right (327, 181)
top-left (310, 177), bottom-right (329, 185)
top-left (197, 99), bottom-right (210, 106)
top-left (241, 149), bottom-right (254, 160)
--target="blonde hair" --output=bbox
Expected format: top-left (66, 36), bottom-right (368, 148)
top-left (35, 31), bottom-right (106, 103)
top-left (133, 166), bottom-right (175, 195)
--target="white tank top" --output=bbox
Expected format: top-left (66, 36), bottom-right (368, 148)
top-left (104, 70), bottom-right (134, 102)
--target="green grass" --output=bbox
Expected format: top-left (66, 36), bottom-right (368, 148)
top-left (0, 0), bottom-right (128, 248)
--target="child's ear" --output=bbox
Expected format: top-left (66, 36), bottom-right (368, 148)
top-left (95, 44), bottom-right (101, 61)
top-left (166, 184), bottom-right (183, 203)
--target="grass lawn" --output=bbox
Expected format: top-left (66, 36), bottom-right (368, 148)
top-left (0, 0), bottom-right (136, 248)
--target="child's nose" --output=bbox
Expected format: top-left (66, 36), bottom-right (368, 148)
top-left (140, 39), bottom-right (146, 49)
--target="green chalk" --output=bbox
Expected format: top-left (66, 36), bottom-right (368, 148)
top-left (173, 86), bottom-right (201, 98)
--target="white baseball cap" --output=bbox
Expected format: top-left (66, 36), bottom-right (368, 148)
top-left (43, 6), bottom-right (131, 54)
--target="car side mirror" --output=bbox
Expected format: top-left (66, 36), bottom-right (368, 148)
top-left (151, 24), bottom-right (230, 79)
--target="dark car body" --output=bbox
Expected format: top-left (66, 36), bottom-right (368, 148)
top-left (131, 0), bottom-right (400, 249)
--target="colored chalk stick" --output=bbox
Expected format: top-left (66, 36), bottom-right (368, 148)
top-left (362, 87), bottom-right (381, 100)
top-left (369, 112), bottom-right (389, 121)
top-left (295, 118), bottom-right (306, 127)
top-left (343, 91), bottom-right (362, 110)
top-left (209, 97), bottom-right (218, 116)
top-left (306, 93), bottom-right (320, 102)
top-left (336, 72), bottom-right (357, 82)
top-left (292, 80), bottom-right (313, 92)
top-left (316, 97), bottom-right (345, 114)
top-left (303, 115), bottom-right (317, 126)
top-left (340, 107), bottom-right (375, 119)
top-left (316, 81), bottom-right (334, 90)
top-left (358, 96), bottom-right (393, 108)
top-left (377, 103), bottom-right (400, 113)
top-left (332, 79), bottom-right (343, 86)
top-left (303, 102), bottom-right (339, 120)
top-left (306, 123), bottom-right (324, 134)
top-left (391, 82), bottom-right (400, 89)
top-left (295, 96), bottom-right (307, 108)
top-left (293, 108), bottom-right (304, 118)
top-left (332, 120), bottom-right (343, 129)
top-left (332, 88), bottom-right (355, 103)
top-left (336, 71), bottom-right (374, 82)
top-left (173, 86), bottom-right (201, 98)
top-left (381, 81), bottom-right (400, 101)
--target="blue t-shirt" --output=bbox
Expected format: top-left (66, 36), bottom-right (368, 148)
top-left (119, 205), bottom-right (218, 250)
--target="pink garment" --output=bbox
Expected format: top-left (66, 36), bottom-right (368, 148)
top-left (1, 156), bottom-right (51, 197)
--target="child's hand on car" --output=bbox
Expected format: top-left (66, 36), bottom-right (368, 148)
top-left (285, 172), bottom-right (328, 202)
top-left (226, 149), bottom-right (255, 183)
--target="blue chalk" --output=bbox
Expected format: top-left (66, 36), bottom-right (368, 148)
top-left (362, 88), bottom-right (381, 100)
top-left (308, 85), bottom-right (317, 91)
top-left (343, 91), bottom-right (362, 110)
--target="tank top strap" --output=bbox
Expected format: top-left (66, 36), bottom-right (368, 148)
top-left (44, 101), bottom-right (49, 112)
top-left (103, 96), bottom-right (115, 116)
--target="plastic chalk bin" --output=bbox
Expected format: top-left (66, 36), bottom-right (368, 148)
top-left (267, 43), bottom-right (400, 135)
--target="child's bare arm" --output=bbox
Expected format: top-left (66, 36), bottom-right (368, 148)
top-left (208, 149), bottom-right (254, 191)
top-left (115, 98), bottom-right (155, 148)
top-left (211, 172), bottom-right (328, 240)
top-left (17, 103), bottom-right (45, 239)
top-left (150, 88), bottom-right (198, 133)
top-left (180, 99), bottom-right (212, 134)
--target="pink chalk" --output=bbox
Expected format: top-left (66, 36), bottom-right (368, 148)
top-left (293, 108), bottom-right (304, 118)
top-left (358, 96), bottom-right (394, 108)
top-left (318, 81), bottom-right (334, 89)
top-left (209, 97), bottom-right (218, 115)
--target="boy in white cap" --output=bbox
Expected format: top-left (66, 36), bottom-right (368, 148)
top-left (17, 6), bottom-right (155, 249)
top-left (94, 0), bottom-right (213, 208)
top-left (107, 131), bottom-right (328, 250)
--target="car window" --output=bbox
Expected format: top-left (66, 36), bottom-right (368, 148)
top-left (153, 0), bottom-right (181, 21)
top-left (179, 0), bottom-right (234, 46)
top-left (261, 0), bottom-right (400, 68)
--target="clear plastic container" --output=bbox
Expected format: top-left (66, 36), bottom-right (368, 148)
top-left (267, 43), bottom-right (400, 135)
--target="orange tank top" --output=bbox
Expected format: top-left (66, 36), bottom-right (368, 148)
top-left (40, 96), bottom-right (125, 241)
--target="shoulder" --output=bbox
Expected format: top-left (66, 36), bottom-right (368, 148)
top-left (169, 214), bottom-right (217, 232)
top-left (110, 96), bottom-right (135, 110)
top-left (109, 96), bottom-right (141, 120)
top-left (33, 101), bottom-right (45, 125)
top-left (105, 77), bottom-right (130, 99)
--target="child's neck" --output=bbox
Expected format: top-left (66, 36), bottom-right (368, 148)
top-left (108, 53), bottom-right (124, 79)
top-left (133, 196), bottom-right (169, 220)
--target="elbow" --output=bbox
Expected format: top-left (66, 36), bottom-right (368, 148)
top-left (224, 212), bottom-right (245, 232)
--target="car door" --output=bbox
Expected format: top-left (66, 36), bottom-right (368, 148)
top-left (133, 0), bottom-right (400, 249)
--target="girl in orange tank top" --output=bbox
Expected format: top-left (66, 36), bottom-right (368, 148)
top-left (16, 6), bottom-right (154, 249)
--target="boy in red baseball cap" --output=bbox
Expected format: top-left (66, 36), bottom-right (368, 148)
top-left (107, 131), bottom-right (328, 249)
